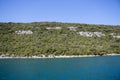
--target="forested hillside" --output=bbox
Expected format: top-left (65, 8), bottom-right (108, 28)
top-left (0, 22), bottom-right (120, 57)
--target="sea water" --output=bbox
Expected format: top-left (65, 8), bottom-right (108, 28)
top-left (0, 56), bottom-right (120, 80)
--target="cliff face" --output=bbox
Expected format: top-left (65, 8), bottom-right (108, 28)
top-left (0, 22), bottom-right (120, 57)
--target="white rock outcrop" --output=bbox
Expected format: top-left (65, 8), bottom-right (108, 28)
top-left (110, 33), bottom-right (115, 36)
top-left (109, 33), bottom-right (120, 39)
top-left (46, 27), bottom-right (61, 30)
top-left (67, 26), bottom-right (77, 31)
top-left (113, 36), bottom-right (120, 39)
top-left (15, 30), bottom-right (33, 34)
top-left (77, 31), bottom-right (105, 37)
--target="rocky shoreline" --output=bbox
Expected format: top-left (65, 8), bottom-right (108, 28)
top-left (0, 54), bottom-right (120, 59)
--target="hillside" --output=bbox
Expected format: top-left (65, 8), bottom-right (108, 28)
top-left (0, 22), bottom-right (120, 57)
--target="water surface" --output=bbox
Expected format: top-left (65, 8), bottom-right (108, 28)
top-left (0, 56), bottom-right (120, 80)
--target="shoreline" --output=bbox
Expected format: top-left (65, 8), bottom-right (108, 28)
top-left (0, 54), bottom-right (120, 59)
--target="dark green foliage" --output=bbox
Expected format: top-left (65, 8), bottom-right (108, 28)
top-left (0, 22), bottom-right (120, 56)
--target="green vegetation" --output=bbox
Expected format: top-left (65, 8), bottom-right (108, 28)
top-left (0, 22), bottom-right (120, 57)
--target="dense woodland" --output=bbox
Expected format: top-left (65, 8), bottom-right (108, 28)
top-left (0, 22), bottom-right (120, 57)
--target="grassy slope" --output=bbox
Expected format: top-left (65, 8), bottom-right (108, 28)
top-left (0, 22), bottom-right (120, 57)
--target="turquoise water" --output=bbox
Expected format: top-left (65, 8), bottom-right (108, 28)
top-left (0, 56), bottom-right (120, 80)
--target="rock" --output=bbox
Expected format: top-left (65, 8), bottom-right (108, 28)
top-left (77, 31), bottom-right (105, 37)
top-left (46, 27), bottom-right (61, 30)
top-left (67, 26), bottom-right (77, 31)
top-left (15, 30), bottom-right (33, 34)
top-left (113, 36), bottom-right (120, 39)
top-left (109, 33), bottom-right (120, 39)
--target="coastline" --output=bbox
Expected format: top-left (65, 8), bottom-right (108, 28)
top-left (0, 54), bottom-right (120, 59)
